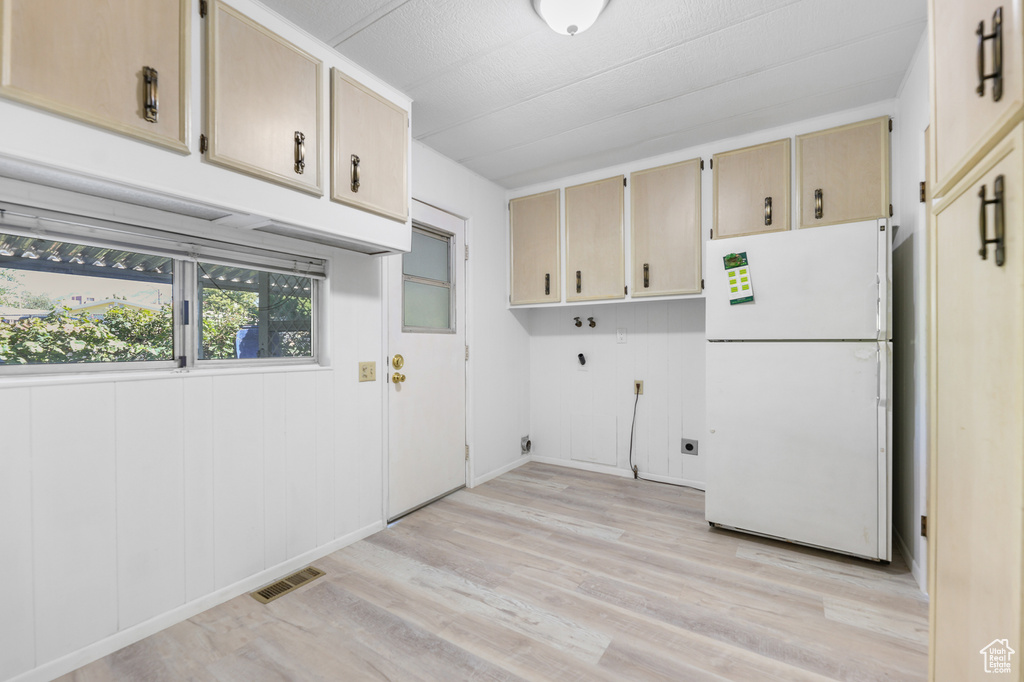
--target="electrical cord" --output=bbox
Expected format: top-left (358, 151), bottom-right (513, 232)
top-left (627, 387), bottom-right (705, 493)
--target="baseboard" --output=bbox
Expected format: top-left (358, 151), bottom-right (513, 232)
top-left (893, 527), bottom-right (927, 595)
top-left (530, 456), bottom-right (634, 479)
top-left (528, 457), bottom-right (707, 492)
top-left (471, 456), bottom-right (530, 487)
top-left (13, 520), bottom-right (384, 682)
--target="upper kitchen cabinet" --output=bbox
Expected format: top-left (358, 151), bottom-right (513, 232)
top-left (566, 175), bottom-right (624, 302)
top-left (931, 0), bottom-right (1023, 198)
top-left (0, 0), bottom-right (189, 152)
top-left (331, 69), bottom-right (409, 223)
top-left (631, 159), bottom-right (701, 296)
top-left (206, 0), bottom-right (322, 195)
top-left (713, 139), bottom-right (790, 239)
top-left (510, 189), bottom-right (560, 305)
top-left (797, 117), bottom-right (890, 228)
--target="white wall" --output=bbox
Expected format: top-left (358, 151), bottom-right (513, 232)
top-left (891, 33), bottom-right (930, 593)
top-left (410, 142), bottom-right (531, 485)
top-left (513, 100), bottom-right (898, 487)
top-left (529, 300), bottom-right (707, 487)
top-left (0, 186), bottom-right (386, 682)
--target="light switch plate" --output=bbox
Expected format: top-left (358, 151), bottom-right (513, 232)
top-left (359, 361), bottom-right (376, 382)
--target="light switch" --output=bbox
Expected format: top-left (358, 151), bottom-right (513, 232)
top-left (359, 361), bottom-right (376, 382)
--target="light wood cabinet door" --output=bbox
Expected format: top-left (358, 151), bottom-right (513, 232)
top-left (931, 0), bottom-right (1023, 199)
top-left (0, 0), bottom-right (189, 152)
top-left (631, 159), bottom-right (701, 296)
top-left (566, 176), bottom-right (624, 302)
top-left (797, 117), bottom-right (890, 229)
top-left (207, 0), bottom-right (321, 195)
top-left (930, 124), bottom-right (1023, 681)
top-left (713, 139), bottom-right (789, 239)
top-left (510, 190), bottom-right (560, 305)
top-left (331, 69), bottom-right (408, 222)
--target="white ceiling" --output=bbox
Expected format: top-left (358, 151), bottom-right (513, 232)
top-left (260, 0), bottom-right (927, 189)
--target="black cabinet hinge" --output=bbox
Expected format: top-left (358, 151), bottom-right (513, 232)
top-left (624, 285), bottom-right (628, 295)
top-left (701, 278), bottom-right (705, 290)
top-left (920, 181), bottom-right (926, 203)
top-left (709, 229), bottom-right (713, 240)
top-left (888, 118), bottom-right (893, 132)
top-left (200, 134), bottom-right (208, 154)
top-left (889, 203), bottom-right (893, 217)
top-left (200, 0), bottom-right (207, 17)
top-left (709, 158), bottom-right (713, 170)
top-left (700, 159), bottom-right (705, 170)
top-left (623, 177), bottom-right (627, 187)
top-left (921, 515), bottom-right (927, 537)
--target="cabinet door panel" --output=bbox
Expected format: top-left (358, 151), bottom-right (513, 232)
top-left (932, 125), bottom-right (1024, 681)
top-left (510, 190), bottom-right (560, 305)
top-left (931, 0), bottom-right (1023, 198)
top-left (208, 1), bottom-right (321, 195)
top-left (566, 176), bottom-right (624, 302)
top-left (631, 159), bottom-right (701, 296)
top-left (1, 0), bottom-right (188, 152)
top-left (331, 69), bottom-right (408, 222)
top-left (713, 139), bottom-right (790, 239)
top-left (798, 117), bottom-right (889, 228)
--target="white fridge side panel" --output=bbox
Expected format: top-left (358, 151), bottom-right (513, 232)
top-left (706, 221), bottom-right (883, 340)
top-left (705, 341), bottom-right (886, 559)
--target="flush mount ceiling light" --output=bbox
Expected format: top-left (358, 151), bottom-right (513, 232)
top-left (533, 0), bottom-right (609, 36)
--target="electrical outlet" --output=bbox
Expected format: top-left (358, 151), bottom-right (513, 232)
top-left (681, 438), bottom-right (699, 456)
top-left (358, 361), bottom-right (376, 382)
top-left (616, 328), bottom-right (627, 344)
top-left (634, 380), bottom-right (643, 395)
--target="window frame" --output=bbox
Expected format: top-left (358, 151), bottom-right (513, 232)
top-left (0, 204), bottom-right (325, 377)
top-left (401, 223), bottom-right (456, 335)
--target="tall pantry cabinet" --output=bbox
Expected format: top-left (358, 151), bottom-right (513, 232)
top-left (928, 1), bottom-right (1024, 680)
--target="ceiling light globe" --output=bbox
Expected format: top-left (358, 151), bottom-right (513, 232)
top-left (533, 0), bottom-right (609, 36)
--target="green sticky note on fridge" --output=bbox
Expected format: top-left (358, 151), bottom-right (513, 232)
top-left (723, 252), bottom-right (754, 305)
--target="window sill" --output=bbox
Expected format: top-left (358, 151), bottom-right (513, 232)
top-left (0, 361), bottom-right (333, 390)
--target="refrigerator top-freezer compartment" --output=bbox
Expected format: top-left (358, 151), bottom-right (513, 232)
top-left (705, 220), bottom-right (889, 341)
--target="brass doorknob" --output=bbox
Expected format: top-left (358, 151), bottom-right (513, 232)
top-left (392, 372), bottom-right (406, 384)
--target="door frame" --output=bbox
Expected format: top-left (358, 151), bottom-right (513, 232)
top-left (381, 198), bottom-right (472, 523)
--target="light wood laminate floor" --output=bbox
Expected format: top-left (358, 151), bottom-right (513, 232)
top-left (61, 463), bottom-right (928, 681)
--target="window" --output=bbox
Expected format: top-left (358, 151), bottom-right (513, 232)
top-left (0, 205), bottom-right (325, 374)
top-left (403, 226), bottom-right (454, 333)
top-left (0, 232), bottom-right (176, 367)
top-left (197, 263), bottom-right (313, 361)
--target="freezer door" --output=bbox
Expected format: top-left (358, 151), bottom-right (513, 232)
top-left (705, 341), bottom-right (888, 559)
top-left (706, 220), bottom-right (884, 340)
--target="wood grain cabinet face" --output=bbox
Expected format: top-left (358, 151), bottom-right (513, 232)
top-left (206, 0), bottom-right (322, 195)
top-left (331, 69), bottom-right (409, 222)
top-left (713, 139), bottom-right (790, 239)
top-left (631, 159), bottom-right (701, 296)
top-left (930, 125), bottom-right (1023, 681)
top-left (565, 176), bottom-right (624, 302)
top-left (0, 0), bottom-right (189, 152)
top-left (931, 0), bottom-right (1023, 198)
top-left (797, 117), bottom-right (890, 228)
top-left (510, 190), bottom-right (560, 305)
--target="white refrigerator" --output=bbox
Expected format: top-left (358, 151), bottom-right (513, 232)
top-left (704, 220), bottom-right (891, 561)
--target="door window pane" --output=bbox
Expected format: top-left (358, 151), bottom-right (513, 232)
top-left (403, 280), bottom-right (450, 330)
top-left (0, 233), bottom-right (173, 365)
top-left (403, 230), bottom-right (449, 282)
top-left (197, 263), bottom-right (313, 360)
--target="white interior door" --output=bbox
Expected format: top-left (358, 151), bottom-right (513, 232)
top-left (387, 200), bottom-right (466, 520)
